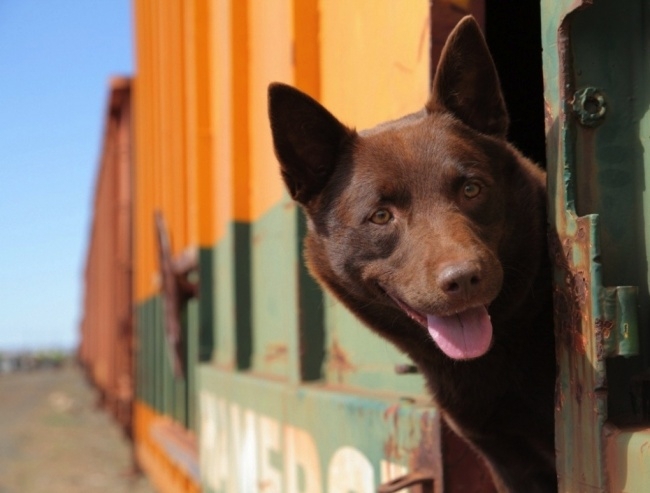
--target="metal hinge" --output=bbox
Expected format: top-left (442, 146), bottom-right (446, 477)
top-left (599, 285), bottom-right (639, 358)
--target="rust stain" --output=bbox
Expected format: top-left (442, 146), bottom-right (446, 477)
top-left (263, 343), bottom-right (288, 363)
top-left (549, 232), bottom-right (589, 357)
top-left (381, 409), bottom-right (444, 492)
top-left (544, 99), bottom-right (554, 132)
top-left (382, 404), bottom-right (403, 460)
top-left (556, 377), bottom-right (566, 412)
top-left (383, 430), bottom-right (400, 461)
top-left (383, 403), bottom-right (400, 421)
top-left (414, 413), bottom-right (439, 471)
top-left (573, 270), bottom-right (588, 308)
top-left (594, 318), bottom-right (614, 361)
top-left (327, 338), bottom-right (357, 384)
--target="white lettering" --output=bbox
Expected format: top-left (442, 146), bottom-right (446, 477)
top-left (285, 425), bottom-right (322, 493)
top-left (199, 392), bottom-right (379, 493)
top-left (328, 446), bottom-right (374, 493)
top-left (230, 403), bottom-right (258, 492)
top-left (258, 415), bottom-right (282, 492)
top-left (199, 392), bottom-right (219, 489)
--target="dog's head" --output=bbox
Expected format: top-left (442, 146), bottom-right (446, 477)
top-left (268, 17), bottom-right (543, 361)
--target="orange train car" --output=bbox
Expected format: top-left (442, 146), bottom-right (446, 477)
top-left (80, 0), bottom-right (650, 491)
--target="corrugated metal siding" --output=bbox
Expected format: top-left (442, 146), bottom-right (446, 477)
top-left (79, 77), bottom-right (133, 433)
top-left (131, 1), bottom-right (210, 488)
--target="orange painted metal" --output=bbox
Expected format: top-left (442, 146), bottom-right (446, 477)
top-left (134, 402), bottom-right (201, 493)
top-left (132, 0), bottom-right (212, 303)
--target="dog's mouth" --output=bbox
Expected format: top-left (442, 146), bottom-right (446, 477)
top-left (382, 289), bottom-right (493, 360)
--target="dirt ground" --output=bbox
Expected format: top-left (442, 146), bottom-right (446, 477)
top-left (0, 363), bottom-right (156, 493)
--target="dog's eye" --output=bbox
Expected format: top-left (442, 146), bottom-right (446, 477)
top-left (369, 208), bottom-right (393, 225)
top-left (463, 181), bottom-right (482, 199)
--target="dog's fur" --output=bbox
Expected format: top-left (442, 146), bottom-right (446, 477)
top-left (268, 16), bottom-right (556, 493)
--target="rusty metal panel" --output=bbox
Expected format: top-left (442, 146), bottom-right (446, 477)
top-left (542, 0), bottom-right (649, 490)
top-left (79, 78), bottom-right (133, 434)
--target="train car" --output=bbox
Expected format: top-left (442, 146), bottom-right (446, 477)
top-left (79, 77), bottom-right (134, 437)
top-left (80, 0), bottom-right (650, 491)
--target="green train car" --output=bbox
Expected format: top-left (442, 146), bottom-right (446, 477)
top-left (80, 0), bottom-right (650, 491)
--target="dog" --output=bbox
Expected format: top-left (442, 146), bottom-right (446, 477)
top-left (268, 16), bottom-right (556, 493)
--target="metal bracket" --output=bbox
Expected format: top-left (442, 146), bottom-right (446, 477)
top-left (155, 211), bottom-right (199, 378)
top-left (599, 285), bottom-right (639, 358)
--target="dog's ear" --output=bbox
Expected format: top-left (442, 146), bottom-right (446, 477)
top-left (268, 83), bottom-right (355, 205)
top-left (427, 16), bottom-right (508, 137)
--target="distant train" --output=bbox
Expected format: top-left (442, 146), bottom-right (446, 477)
top-left (79, 0), bottom-right (650, 491)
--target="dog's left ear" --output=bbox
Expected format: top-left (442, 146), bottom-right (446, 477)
top-left (427, 16), bottom-right (508, 137)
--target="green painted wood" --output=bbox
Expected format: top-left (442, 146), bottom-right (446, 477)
top-left (234, 221), bottom-right (253, 371)
top-left (136, 307), bottom-right (146, 403)
top-left (212, 206), bottom-right (327, 383)
top-left (213, 226), bottom-right (236, 369)
top-left (250, 197), bottom-right (300, 382)
top-left (198, 248), bottom-right (215, 362)
top-left (296, 208), bottom-right (326, 382)
top-left (135, 296), bottom-right (194, 427)
top-left (187, 298), bottom-right (200, 431)
top-left (198, 364), bottom-right (440, 493)
top-left (151, 297), bottom-right (161, 413)
top-left (323, 295), bottom-right (427, 397)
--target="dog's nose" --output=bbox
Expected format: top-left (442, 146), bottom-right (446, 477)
top-left (437, 261), bottom-right (482, 299)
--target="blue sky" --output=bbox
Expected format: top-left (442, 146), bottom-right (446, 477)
top-left (0, 2), bottom-right (133, 350)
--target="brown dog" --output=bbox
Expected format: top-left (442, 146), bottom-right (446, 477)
top-left (268, 16), bottom-right (556, 493)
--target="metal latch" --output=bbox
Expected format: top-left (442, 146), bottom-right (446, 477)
top-left (378, 471), bottom-right (435, 493)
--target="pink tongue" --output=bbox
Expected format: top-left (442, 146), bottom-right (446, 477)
top-left (427, 306), bottom-right (492, 360)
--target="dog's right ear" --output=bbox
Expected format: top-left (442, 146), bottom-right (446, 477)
top-left (268, 83), bottom-right (355, 205)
